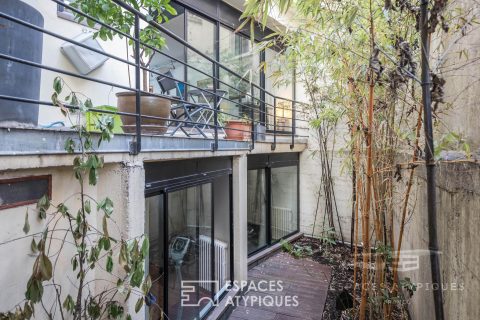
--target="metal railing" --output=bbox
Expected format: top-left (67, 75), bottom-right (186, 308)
top-left (0, 0), bottom-right (310, 154)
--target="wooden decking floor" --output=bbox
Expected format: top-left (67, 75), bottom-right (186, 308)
top-left (228, 251), bottom-right (331, 320)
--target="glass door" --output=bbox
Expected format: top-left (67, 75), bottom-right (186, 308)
top-left (167, 183), bottom-right (212, 320)
top-left (247, 169), bottom-right (268, 254)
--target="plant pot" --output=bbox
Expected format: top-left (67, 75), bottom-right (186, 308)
top-left (116, 92), bottom-right (171, 134)
top-left (0, 0), bottom-right (44, 127)
top-left (224, 120), bottom-right (251, 141)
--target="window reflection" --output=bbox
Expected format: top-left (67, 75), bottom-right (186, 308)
top-left (271, 166), bottom-right (298, 241)
top-left (247, 169), bottom-right (267, 254)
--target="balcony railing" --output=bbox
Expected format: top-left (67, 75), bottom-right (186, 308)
top-left (0, 0), bottom-right (309, 155)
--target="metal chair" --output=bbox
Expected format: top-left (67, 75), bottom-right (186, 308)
top-left (157, 72), bottom-right (207, 137)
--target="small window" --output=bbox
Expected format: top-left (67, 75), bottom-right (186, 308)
top-left (0, 175), bottom-right (52, 210)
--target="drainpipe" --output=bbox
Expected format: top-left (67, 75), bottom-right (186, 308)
top-left (420, 1), bottom-right (444, 319)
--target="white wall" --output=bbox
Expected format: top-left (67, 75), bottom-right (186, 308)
top-left (21, 0), bottom-right (131, 127)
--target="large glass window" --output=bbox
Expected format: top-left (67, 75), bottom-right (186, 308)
top-left (271, 166), bottom-right (298, 241)
top-left (146, 158), bottom-right (232, 320)
top-left (247, 154), bottom-right (299, 255)
top-left (167, 184), bottom-right (212, 319)
top-left (149, 4), bottom-right (186, 96)
top-left (186, 12), bottom-right (215, 91)
top-left (219, 26), bottom-right (261, 119)
top-left (265, 48), bottom-right (294, 132)
top-left (247, 169), bottom-right (267, 253)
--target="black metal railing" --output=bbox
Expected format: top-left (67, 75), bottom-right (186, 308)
top-left (0, 0), bottom-right (310, 154)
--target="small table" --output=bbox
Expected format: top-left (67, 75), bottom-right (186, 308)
top-left (188, 88), bottom-right (228, 132)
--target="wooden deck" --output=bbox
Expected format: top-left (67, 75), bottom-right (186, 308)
top-left (228, 251), bottom-right (331, 320)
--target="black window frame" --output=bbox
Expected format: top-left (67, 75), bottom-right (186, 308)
top-left (247, 153), bottom-right (300, 257)
top-left (145, 158), bottom-right (234, 319)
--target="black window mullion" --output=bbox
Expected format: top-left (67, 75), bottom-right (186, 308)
top-left (266, 166), bottom-right (272, 246)
top-left (162, 191), bottom-right (169, 318)
top-left (210, 182), bottom-right (215, 302)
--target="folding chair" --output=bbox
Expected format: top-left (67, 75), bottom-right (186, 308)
top-left (157, 72), bottom-right (207, 138)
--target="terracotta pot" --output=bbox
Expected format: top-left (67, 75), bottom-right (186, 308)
top-left (116, 92), bottom-right (171, 134)
top-left (224, 120), bottom-right (251, 141)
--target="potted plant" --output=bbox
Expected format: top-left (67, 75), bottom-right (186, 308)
top-left (221, 112), bottom-right (252, 141)
top-left (69, 0), bottom-right (177, 134)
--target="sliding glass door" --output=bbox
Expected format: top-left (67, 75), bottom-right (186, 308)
top-left (167, 183), bottom-right (213, 320)
top-left (247, 169), bottom-right (268, 253)
top-left (247, 153), bottom-right (299, 256)
top-left (146, 158), bottom-right (232, 320)
top-left (271, 165), bottom-right (298, 241)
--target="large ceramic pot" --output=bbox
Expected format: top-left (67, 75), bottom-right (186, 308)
top-left (224, 120), bottom-right (251, 141)
top-left (116, 92), bottom-right (171, 134)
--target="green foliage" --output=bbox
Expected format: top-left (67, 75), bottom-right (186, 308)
top-left (375, 243), bottom-right (393, 264)
top-left (399, 277), bottom-right (417, 296)
top-left (69, 0), bottom-right (175, 68)
top-left (0, 77), bottom-right (152, 319)
top-left (434, 131), bottom-right (471, 159)
top-left (280, 240), bottom-right (313, 258)
top-left (319, 227), bottom-right (336, 246)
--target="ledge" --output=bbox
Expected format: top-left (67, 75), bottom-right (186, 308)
top-left (0, 127), bottom-right (251, 155)
top-left (247, 232), bottom-right (303, 267)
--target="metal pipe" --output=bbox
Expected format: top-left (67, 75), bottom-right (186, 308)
top-left (134, 13), bottom-right (141, 154)
top-left (420, 1), bottom-right (444, 319)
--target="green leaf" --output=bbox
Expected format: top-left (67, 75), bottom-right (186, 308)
top-left (131, 267), bottom-right (144, 288)
top-left (30, 239), bottom-right (38, 253)
top-left (23, 211), bottom-right (30, 234)
top-left (34, 253), bottom-right (53, 281)
top-left (97, 197), bottom-right (114, 216)
top-left (85, 200), bottom-right (91, 214)
top-left (106, 254), bottom-right (113, 273)
top-left (63, 294), bottom-right (75, 313)
top-left (25, 278), bottom-right (43, 303)
top-left (142, 275), bottom-right (152, 294)
top-left (89, 167), bottom-right (98, 185)
top-left (102, 216), bottom-right (109, 238)
top-left (53, 77), bottom-right (63, 94)
top-left (141, 237), bottom-right (149, 258)
top-left (134, 297), bottom-right (143, 313)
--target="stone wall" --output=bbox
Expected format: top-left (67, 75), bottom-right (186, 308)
top-left (396, 162), bottom-right (480, 320)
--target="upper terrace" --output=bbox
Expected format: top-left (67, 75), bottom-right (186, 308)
top-left (0, 0), bottom-right (309, 157)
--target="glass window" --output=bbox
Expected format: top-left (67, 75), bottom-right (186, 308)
top-left (265, 48), bottom-right (294, 132)
top-left (219, 27), bottom-right (261, 120)
top-left (149, 5), bottom-right (186, 97)
top-left (146, 194), bottom-right (165, 320)
top-left (167, 183), bottom-right (212, 319)
top-left (271, 166), bottom-right (298, 241)
top-left (213, 175), bottom-right (231, 297)
top-left (247, 169), bottom-right (267, 254)
top-left (186, 12), bottom-right (215, 91)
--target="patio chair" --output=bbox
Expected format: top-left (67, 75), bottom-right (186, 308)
top-left (157, 72), bottom-right (207, 138)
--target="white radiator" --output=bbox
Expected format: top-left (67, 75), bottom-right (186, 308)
top-left (248, 204), bottom-right (294, 240)
top-left (271, 207), bottom-right (293, 240)
top-left (199, 235), bottom-right (228, 292)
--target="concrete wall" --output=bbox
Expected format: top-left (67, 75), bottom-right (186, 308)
top-left (0, 162), bottom-right (145, 316)
top-left (396, 162), bottom-right (480, 320)
top-left (299, 123), bottom-right (354, 243)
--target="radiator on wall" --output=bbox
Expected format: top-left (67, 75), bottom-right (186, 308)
top-left (247, 204), bottom-right (294, 240)
top-left (272, 207), bottom-right (293, 240)
top-left (198, 235), bottom-right (228, 292)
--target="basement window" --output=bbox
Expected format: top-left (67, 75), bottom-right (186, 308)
top-left (0, 175), bottom-right (52, 210)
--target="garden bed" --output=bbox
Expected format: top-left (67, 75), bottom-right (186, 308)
top-left (290, 237), bottom-right (410, 320)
